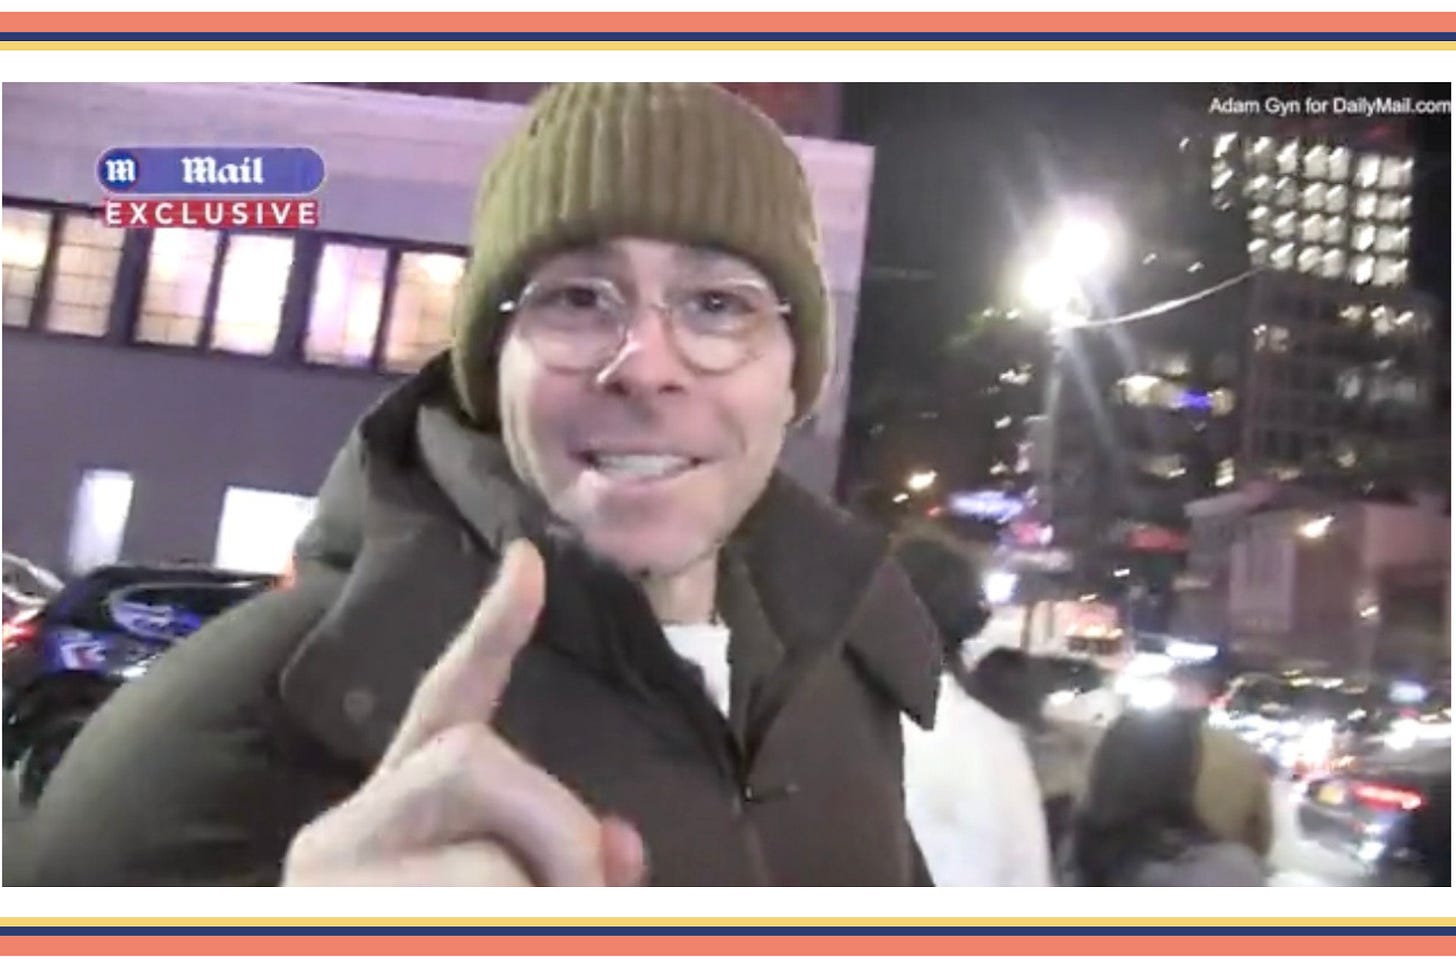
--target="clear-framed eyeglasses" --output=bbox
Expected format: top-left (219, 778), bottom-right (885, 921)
top-left (500, 276), bottom-right (792, 375)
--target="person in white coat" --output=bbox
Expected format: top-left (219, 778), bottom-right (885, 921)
top-left (894, 537), bottom-right (1052, 886)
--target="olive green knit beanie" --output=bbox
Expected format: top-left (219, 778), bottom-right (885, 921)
top-left (449, 82), bottom-right (831, 425)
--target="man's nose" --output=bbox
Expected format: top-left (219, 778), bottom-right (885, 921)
top-left (593, 307), bottom-right (692, 396)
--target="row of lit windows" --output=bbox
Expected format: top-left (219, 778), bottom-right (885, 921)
top-left (1116, 373), bottom-right (1237, 416)
top-left (1247, 241), bottom-right (1408, 287)
top-left (1241, 181), bottom-right (1411, 224)
top-left (1249, 208), bottom-right (1410, 253)
top-left (2, 204), bottom-right (467, 374)
top-left (1213, 134), bottom-right (1414, 191)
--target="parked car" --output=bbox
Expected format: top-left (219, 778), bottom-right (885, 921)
top-left (1298, 737), bottom-right (1451, 886)
top-left (2, 553), bottom-right (63, 622)
top-left (2, 563), bottom-right (276, 805)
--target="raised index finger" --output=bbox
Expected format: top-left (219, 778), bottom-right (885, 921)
top-left (379, 539), bottom-right (545, 770)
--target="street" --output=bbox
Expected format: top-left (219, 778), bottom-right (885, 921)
top-left (1268, 778), bottom-right (1369, 887)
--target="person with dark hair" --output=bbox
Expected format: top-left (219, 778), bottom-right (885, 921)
top-left (967, 648), bottom-right (1098, 866)
top-left (894, 537), bottom-right (1051, 886)
top-left (1071, 709), bottom-right (1267, 887)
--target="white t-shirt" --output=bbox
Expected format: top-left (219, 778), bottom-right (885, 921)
top-left (662, 622), bottom-right (733, 718)
top-left (903, 674), bottom-right (1054, 886)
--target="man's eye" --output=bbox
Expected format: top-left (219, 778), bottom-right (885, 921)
top-left (690, 288), bottom-right (753, 316)
top-left (547, 284), bottom-right (605, 310)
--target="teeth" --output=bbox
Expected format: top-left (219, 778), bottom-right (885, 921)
top-left (592, 453), bottom-right (692, 479)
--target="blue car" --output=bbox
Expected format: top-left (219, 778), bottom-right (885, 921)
top-left (2, 563), bottom-right (276, 804)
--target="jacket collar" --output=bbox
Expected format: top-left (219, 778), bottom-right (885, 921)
top-left (279, 356), bottom-right (940, 767)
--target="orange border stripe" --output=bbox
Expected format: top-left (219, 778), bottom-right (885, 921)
top-left (0, 11), bottom-right (1454, 33)
top-left (1, 936), bottom-right (1455, 957)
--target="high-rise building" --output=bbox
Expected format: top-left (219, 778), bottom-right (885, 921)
top-left (1207, 109), bottom-right (1445, 498)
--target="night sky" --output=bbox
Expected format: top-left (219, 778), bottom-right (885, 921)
top-left (836, 82), bottom-right (1451, 507)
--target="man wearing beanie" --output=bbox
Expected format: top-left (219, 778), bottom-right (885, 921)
top-left (23, 83), bottom-right (944, 887)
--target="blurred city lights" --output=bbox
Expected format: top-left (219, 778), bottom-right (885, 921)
top-left (1298, 515), bottom-right (1334, 540)
top-left (906, 470), bottom-right (938, 492)
top-left (983, 570), bottom-right (1018, 605)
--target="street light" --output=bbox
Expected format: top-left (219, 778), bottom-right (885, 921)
top-left (906, 470), bottom-right (938, 493)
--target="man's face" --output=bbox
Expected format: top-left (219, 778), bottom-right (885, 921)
top-left (496, 238), bottom-right (797, 578)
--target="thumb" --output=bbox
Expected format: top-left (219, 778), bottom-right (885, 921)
top-left (381, 539), bottom-right (546, 769)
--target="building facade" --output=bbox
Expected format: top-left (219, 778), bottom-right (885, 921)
top-left (2, 82), bottom-right (876, 576)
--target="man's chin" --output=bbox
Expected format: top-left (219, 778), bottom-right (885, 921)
top-left (580, 529), bottom-right (718, 580)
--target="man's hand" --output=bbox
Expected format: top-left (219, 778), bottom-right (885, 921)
top-left (283, 541), bottom-right (647, 886)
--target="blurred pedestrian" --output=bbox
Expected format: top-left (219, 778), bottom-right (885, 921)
top-left (1071, 709), bottom-right (1267, 886)
top-left (967, 648), bottom-right (1098, 865)
top-left (894, 537), bottom-right (1051, 886)
top-left (1173, 661), bottom-right (1274, 860)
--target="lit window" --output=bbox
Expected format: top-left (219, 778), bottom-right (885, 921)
top-left (1270, 242), bottom-right (1295, 271)
top-left (1354, 191), bottom-right (1378, 219)
top-left (1297, 246), bottom-right (1322, 275)
top-left (1272, 211), bottom-right (1297, 239)
top-left (1268, 326), bottom-right (1291, 353)
top-left (1246, 174), bottom-right (1273, 203)
top-left (305, 243), bottom-right (388, 366)
top-left (46, 214), bottom-right (124, 337)
top-left (2, 206), bottom-right (51, 328)
top-left (1391, 195), bottom-right (1412, 222)
top-left (1338, 368), bottom-right (1364, 400)
top-left (1376, 194), bottom-right (1407, 222)
top-left (1247, 239), bottom-right (1269, 266)
top-left (1248, 136), bottom-right (1275, 170)
top-left (1335, 442), bottom-right (1358, 469)
top-left (1276, 140), bottom-right (1300, 175)
top-left (1370, 305), bottom-right (1394, 336)
top-left (1211, 160), bottom-right (1235, 192)
top-left (1300, 183), bottom-right (1325, 211)
top-left (1216, 458), bottom-right (1236, 489)
top-left (1210, 388), bottom-right (1237, 416)
top-left (994, 415), bottom-right (1012, 430)
top-left (67, 468), bottom-right (134, 575)
top-left (211, 235), bottom-right (294, 355)
top-left (1349, 254), bottom-right (1376, 286)
top-left (1143, 454), bottom-right (1187, 480)
top-left (1355, 153), bottom-right (1382, 189)
top-left (1275, 177), bottom-right (1298, 207)
top-left (1319, 249), bottom-right (1346, 280)
top-left (1300, 214), bottom-right (1324, 243)
top-left (1351, 222), bottom-right (1377, 253)
top-left (1375, 226), bottom-right (1409, 255)
top-left (1373, 257), bottom-right (1407, 288)
top-left (214, 486), bottom-right (317, 574)
top-left (1303, 145), bottom-right (1329, 180)
top-left (1247, 205), bottom-right (1270, 236)
top-left (1339, 304), bottom-right (1364, 327)
top-left (1328, 147), bottom-right (1353, 182)
top-left (384, 251), bottom-right (465, 373)
top-left (1322, 215), bottom-right (1347, 246)
top-left (1324, 184), bottom-right (1349, 214)
top-left (1213, 132), bottom-right (1239, 158)
top-left (1380, 156), bottom-right (1413, 190)
top-left (1119, 374), bottom-right (1164, 407)
top-left (137, 228), bottom-right (217, 347)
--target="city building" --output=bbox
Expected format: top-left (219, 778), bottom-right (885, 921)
top-left (1207, 106), bottom-right (1448, 498)
top-left (2, 82), bottom-right (875, 577)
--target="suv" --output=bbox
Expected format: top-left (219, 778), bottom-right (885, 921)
top-left (2, 563), bottom-right (276, 804)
